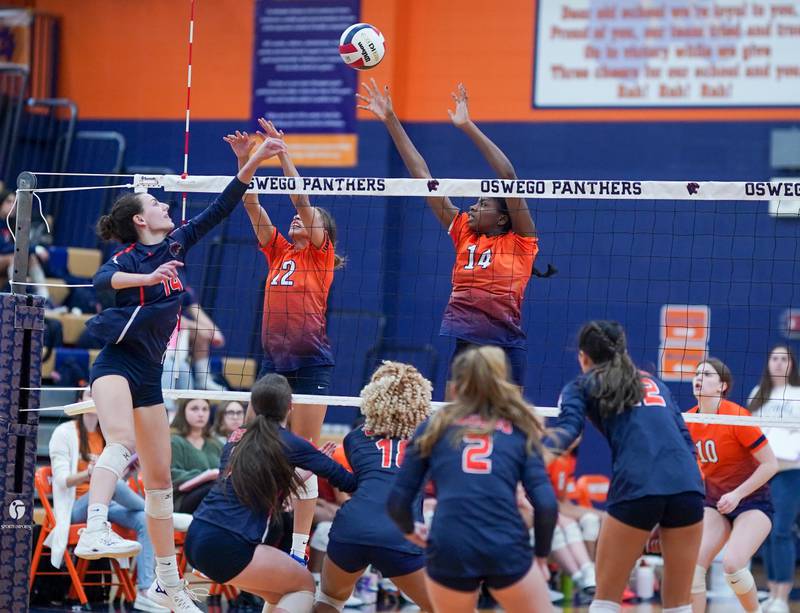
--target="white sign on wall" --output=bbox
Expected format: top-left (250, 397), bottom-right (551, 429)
top-left (533, 0), bottom-right (800, 107)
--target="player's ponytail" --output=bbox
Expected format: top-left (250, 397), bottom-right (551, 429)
top-left (360, 361), bottom-right (432, 439)
top-left (317, 207), bottom-right (346, 269)
top-left (415, 345), bottom-right (546, 458)
top-left (227, 373), bottom-right (303, 515)
top-left (96, 193), bottom-right (143, 244)
top-left (578, 320), bottom-right (643, 418)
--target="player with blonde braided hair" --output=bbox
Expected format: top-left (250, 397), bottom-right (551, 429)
top-left (314, 362), bottom-right (433, 613)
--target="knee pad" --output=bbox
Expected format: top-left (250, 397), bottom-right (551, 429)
top-left (691, 565), bottom-right (707, 594)
top-left (588, 600), bottom-right (622, 612)
top-left (564, 520), bottom-right (583, 545)
top-left (315, 589), bottom-right (347, 612)
top-left (277, 590), bottom-right (314, 613)
top-left (296, 472), bottom-right (318, 500)
top-left (579, 513), bottom-right (601, 542)
top-left (144, 488), bottom-right (174, 520)
top-left (724, 567), bottom-right (755, 595)
top-left (309, 521), bottom-right (331, 551)
top-left (94, 442), bottom-right (133, 479)
top-left (551, 525), bottom-right (567, 551)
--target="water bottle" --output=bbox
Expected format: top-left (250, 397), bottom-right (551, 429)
top-left (635, 562), bottom-right (655, 600)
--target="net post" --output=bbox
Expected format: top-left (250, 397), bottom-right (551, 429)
top-left (0, 290), bottom-right (45, 609)
top-left (12, 172), bottom-right (37, 290)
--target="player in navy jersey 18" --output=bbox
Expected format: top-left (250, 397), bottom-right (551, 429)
top-left (315, 361), bottom-right (433, 613)
top-left (388, 346), bottom-right (557, 613)
top-left (75, 136), bottom-right (287, 613)
top-left (185, 374), bottom-right (358, 613)
top-left (547, 321), bottom-right (705, 613)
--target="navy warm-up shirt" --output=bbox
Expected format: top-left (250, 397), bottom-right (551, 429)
top-left (193, 425), bottom-right (358, 545)
top-left (328, 426), bottom-right (423, 555)
top-left (387, 415), bottom-right (558, 578)
top-left (547, 371), bottom-right (704, 505)
top-left (86, 178), bottom-right (248, 364)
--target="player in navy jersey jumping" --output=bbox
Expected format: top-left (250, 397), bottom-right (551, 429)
top-left (547, 321), bottom-right (705, 613)
top-left (74, 136), bottom-right (286, 612)
top-left (185, 374), bottom-right (357, 612)
top-left (387, 346), bottom-right (558, 613)
top-left (315, 361), bottom-right (433, 613)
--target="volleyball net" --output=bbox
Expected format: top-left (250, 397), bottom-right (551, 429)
top-left (9, 171), bottom-right (800, 429)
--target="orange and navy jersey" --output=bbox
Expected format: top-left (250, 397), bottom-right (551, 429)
top-left (547, 453), bottom-right (577, 501)
top-left (686, 400), bottom-right (770, 505)
top-left (260, 230), bottom-right (334, 372)
top-left (441, 212), bottom-right (539, 348)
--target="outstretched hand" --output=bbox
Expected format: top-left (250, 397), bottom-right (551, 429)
top-left (257, 117), bottom-right (285, 141)
top-left (223, 131), bottom-right (253, 160)
top-left (448, 82), bottom-right (471, 128)
top-left (356, 78), bottom-right (394, 121)
top-left (249, 136), bottom-right (287, 162)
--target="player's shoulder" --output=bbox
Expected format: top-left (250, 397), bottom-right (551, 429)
top-left (718, 399), bottom-right (751, 417)
top-left (107, 243), bottom-right (137, 266)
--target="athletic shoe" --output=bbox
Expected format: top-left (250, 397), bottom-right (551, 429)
top-left (146, 578), bottom-right (205, 612)
top-left (172, 512), bottom-right (193, 532)
top-left (765, 598), bottom-right (790, 613)
top-left (133, 591), bottom-right (170, 612)
top-left (548, 588), bottom-right (564, 603)
top-left (74, 522), bottom-right (142, 560)
top-left (345, 594), bottom-right (364, 607)
top-left (290, 552), bottom-right (309, 566)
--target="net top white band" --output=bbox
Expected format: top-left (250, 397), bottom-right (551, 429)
top-left (29, 389), bottom-right (800, 428)
top-left (132, 173), bottom-right (800, 201)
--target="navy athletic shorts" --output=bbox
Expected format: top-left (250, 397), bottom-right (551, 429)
top-left (326, 538), bottom-right (424, 578)
top-left (451, 339), bottom-right (526, 387)
top-left (90, 344), bottom-right (164, 408)
top-left (184, 518), bottom-right (257, 584)
top-left (607, 491), bottom-right (704, 531)
top-left (426, 565), bottom-right (530, 593)
top-left (257, 361), bottom-right (333, 395)
top-left (706, 496), bottom-right (774, 523)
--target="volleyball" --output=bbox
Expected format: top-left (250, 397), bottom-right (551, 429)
top-left (339, 23), bottom-right (385, 70)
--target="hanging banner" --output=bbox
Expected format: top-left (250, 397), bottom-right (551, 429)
top-left (252, 0), bottom-right (359, 167)
top-left (0, 10), bottom-right (32, 68)
top-left (533, 0), bottom-right (800, 108)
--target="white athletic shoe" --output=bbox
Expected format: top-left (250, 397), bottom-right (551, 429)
top-left (172, 512), bottom-right (193, 532)
top-left (765, 598), bottom-right (790, 613)
top-left (147, 578), bottom-right (205, 612)
top-left (74, 522), bottom-right (142, 560)
top-left (133, 591), bottom-right (170, 612)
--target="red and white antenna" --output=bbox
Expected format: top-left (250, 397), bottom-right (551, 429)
top-left (181, 0), bottom-right (197, 223)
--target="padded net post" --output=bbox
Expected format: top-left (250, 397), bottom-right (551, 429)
top-left (0, 293), bottom-right (44, 610)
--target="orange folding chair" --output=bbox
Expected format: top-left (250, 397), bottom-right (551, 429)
top-left (30, 466), bottom-right (137, 606)
top-left (575, 474), bottom-right (610, 509)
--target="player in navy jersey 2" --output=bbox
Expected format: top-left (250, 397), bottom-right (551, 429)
top-left (315, 361), bottom-right (433, 613)
top-left (388, 346), bottom-right (558, 613)
top-left (74, 136), bottom-right (286, 613)
top-left (185, 374), bottom-right (357, 612)
top-left (547, 321), bottom-right (705, 613)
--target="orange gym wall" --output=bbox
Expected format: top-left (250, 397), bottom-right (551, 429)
top-left (31, 0), bottom-right (800, 122)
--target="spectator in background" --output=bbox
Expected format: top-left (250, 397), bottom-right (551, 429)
top-left (0, 188), bottom-right (50, 300)
top-left (748, 345), bottom-right (800, 613)
top-left (170, 399), bottom-right (223, 514)
top-left (211, 400), bottom-right (246, 445)
top-left (48, 389), bottom-right (166, 612)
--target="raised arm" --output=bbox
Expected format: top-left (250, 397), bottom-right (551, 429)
top-left (449, 83), bottom-right (536, 237)
top-left (358, 79), bottom-right (458, 229)
top-left (258, 118), bottom-right (326, 249)
top-left (224, 131), bottom-right (276, 247)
